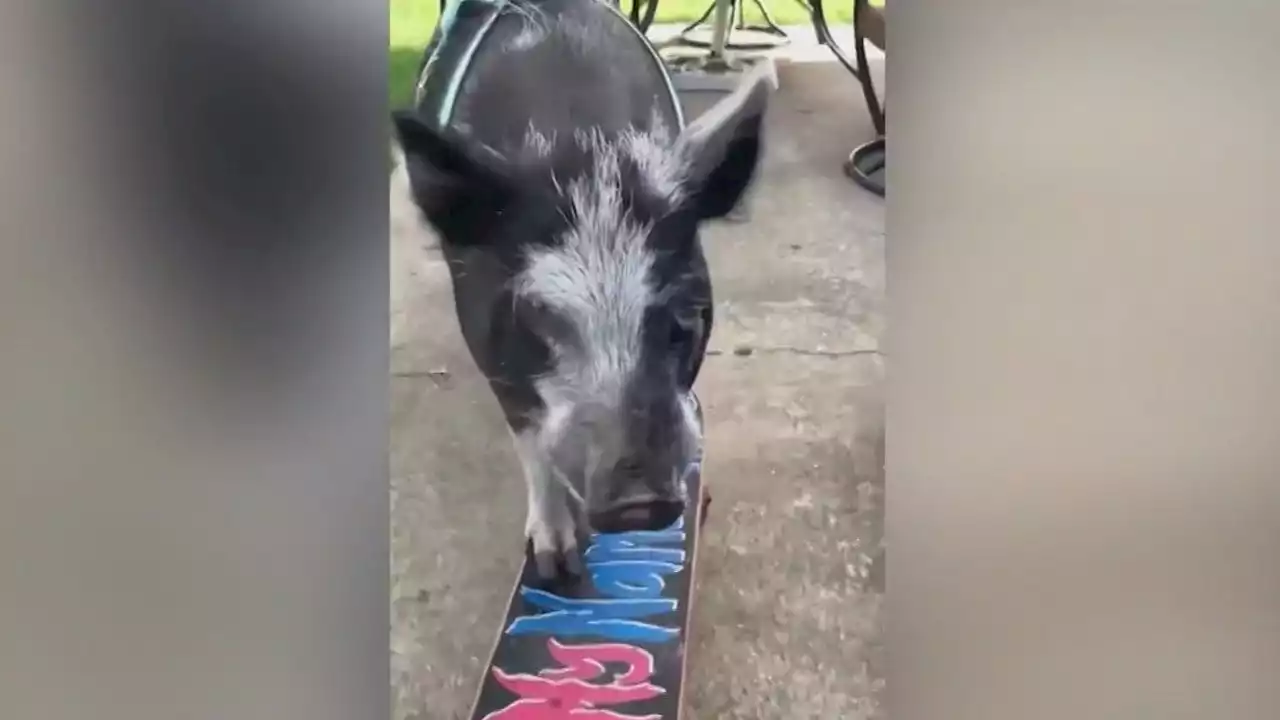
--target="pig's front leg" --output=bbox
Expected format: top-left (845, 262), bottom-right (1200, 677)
top-left (511, 430), bottom-right (583, 581)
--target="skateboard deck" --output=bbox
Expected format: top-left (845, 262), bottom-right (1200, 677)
top-left (469, 395), bottom-right (709, 720)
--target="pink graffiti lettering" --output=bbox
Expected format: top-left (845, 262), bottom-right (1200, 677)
top-left (481, 638), bottom-right (665, 720)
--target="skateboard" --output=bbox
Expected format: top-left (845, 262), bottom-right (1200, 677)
top-left (469, 394), bottom-right (710, 720)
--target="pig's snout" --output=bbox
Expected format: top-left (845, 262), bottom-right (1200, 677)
top-left (588, 496), bottom-right (685, 535)
top-left (570, 397), bottom-right (694, 535)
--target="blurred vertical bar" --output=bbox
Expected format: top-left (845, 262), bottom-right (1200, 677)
top-left (0, 1), bottom-right (388, 719)
top-left (893, 1), bottom-right (1280, 719)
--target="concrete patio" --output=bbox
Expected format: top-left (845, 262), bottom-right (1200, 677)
top-left (390, 29), bottom-right (886, 719)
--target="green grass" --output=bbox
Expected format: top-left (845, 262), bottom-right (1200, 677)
top-left (389, 0), bottom-right (861, 109)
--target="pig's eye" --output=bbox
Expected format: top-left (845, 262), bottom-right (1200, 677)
top-left (667, 310), bottom-right (707, 388)
top-left (669, 312), bottom-right (707, 370)
top-left (669, 319), bottom-right (691, 349)
top-left (517, 299), bottom-right (576, 348)
top-left (669, 314), bottom-right (701, 350)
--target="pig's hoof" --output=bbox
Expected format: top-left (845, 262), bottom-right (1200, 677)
top-left (531, 545), bottom-right (583, 582)
top-left (527, 511), bottom-right (582, 581)
top-left (532, 549), bottom-right (559, 580)
top-left (561, 547), bottom-right (584, 577)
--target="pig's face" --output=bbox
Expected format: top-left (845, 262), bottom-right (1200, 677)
top-left (394, 64), bottom-right (771, 534)
top-left (517, 141), bottom-right (713, 534)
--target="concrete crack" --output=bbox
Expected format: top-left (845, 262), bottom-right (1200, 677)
top-left (392, 369), bottom-right (452, 387)
top-left (708, 346), bottom-right (884, 359)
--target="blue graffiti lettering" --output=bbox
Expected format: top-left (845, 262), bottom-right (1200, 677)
top-left (584, 544), bottom-right (686, 564)
top-left (505, 515), bottom-right (692, 643)
top-left (589, 516), bottom-right (686, 555)
top-left (585, 516), bottom-right (688, 599)
top-left (506, 588), bottom-right (679, 643)
top-left (589, 560), bottom-right (683, 599)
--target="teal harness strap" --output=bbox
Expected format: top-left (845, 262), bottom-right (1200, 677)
top-left (596, 0), bottom-right (685, 130)
top-left (422, 0), bottom-right (685, 131)
top-left (424, 0), bottom-right (507, 127)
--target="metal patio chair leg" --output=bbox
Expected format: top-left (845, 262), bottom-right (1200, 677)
top-left (845, 0), bottom-right (885, 195)
top-left (809, 0), bottom-right (885, 196)
top-left (626, 0), bottom-right (660, 34)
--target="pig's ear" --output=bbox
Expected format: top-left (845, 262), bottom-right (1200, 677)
top-left (676, 62), bottom-right (775, 221)
top-left (392, 110), bottom-right (514, 242)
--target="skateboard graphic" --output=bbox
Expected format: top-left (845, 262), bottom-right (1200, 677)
top-left (469, 395), bottom-right (709, 720)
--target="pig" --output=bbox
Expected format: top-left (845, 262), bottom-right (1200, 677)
top-left (393, 0), bottom-right (772, 579)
